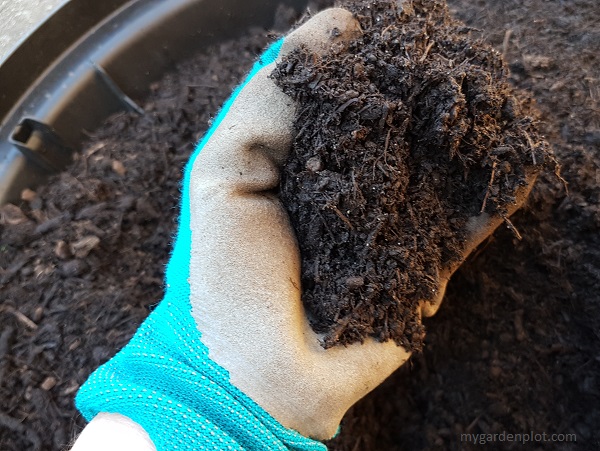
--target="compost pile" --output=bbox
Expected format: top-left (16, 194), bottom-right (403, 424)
top-left (273, 0), bottom-right (551, 350)
top-left (1, 0), bottom-right (599, 450)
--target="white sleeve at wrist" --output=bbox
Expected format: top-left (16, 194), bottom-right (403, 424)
top-left (70, 412), bottom-right (156, 451)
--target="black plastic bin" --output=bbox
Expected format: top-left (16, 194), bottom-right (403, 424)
top-left (0, 0), bottom-right (307, 205)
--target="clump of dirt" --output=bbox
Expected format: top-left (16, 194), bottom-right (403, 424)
top-left (272, 0), bottom-right (554, 350)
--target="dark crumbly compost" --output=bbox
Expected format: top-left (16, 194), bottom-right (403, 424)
top-left (1, 0), bottom-right (600, 449)
top-left (272, 0), bottom-right (552, 350)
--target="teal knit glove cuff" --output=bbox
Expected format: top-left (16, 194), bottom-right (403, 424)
top-left (75, 39), bottom-right (326, 451)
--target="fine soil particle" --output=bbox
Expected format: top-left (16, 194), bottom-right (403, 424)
top-left (273, 0), bottom-right (553, 350)
top-left (0, 0), bottom-right (599, 450)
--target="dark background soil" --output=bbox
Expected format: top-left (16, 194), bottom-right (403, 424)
top-left (0, 0), bottom-right (598, 450)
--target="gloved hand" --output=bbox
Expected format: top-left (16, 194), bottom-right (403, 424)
top-left (74, 7), bottom-right (537, 451)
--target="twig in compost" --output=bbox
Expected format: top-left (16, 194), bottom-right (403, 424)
top-left (480, 161), bottom-right (497, 213)
top-left (502, 29), bottom-right (513, 57)
top-left (329, 205), bottom-right (354, 230)
top-left (419, 41), bottom-right (436, 62)
top-left (523, 131), bottom-right (537, 165)
top-left (0, 306), bottom-right (38, 330)
top-left (502, 214), bottom-right (523, 240)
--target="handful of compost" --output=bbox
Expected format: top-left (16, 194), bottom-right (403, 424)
top-left (273, 0), bottom-right (552, 351)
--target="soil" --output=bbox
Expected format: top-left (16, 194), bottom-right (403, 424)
top-left (0, 0), bottom-right (598, 451)
top-left (273, 0), bottom-right (553, 350)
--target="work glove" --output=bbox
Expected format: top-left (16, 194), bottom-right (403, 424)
top-left (75, 7), bottom-right (537, 451)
